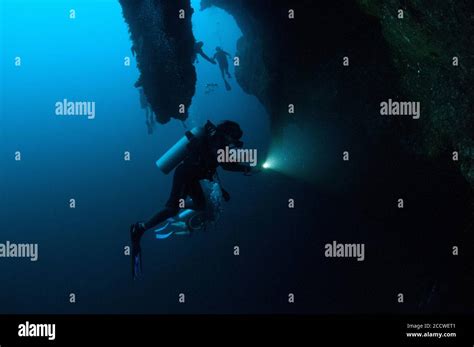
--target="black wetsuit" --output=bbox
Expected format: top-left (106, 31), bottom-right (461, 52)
top-left (143, 135), bottom-right (247, 230)
top-left (213, 50), bottom-right (231, 79)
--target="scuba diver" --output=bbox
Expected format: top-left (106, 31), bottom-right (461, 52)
top-left (138, 87), bottom-right (154, 134)
top-left (195, 41), bottom-right (216, 65)
top-left (130, 120), bottom-right (258, 279)
top-left (213, 47), bottom-right (232, 91)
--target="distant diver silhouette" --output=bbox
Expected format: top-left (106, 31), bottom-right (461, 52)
top-left (195, 41), bottom-right (216, 65)
top-left (138, 87), bottom-right (154, 134)
top-left (130, 120), bottom-right (258, 279)
top-left (213, 47), bottom-right (232, 91)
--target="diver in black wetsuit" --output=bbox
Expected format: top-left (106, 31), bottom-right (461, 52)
top-left (130, 121), bottom-right (256, 278)
top-left (213, 47), bottom-right (232, 90)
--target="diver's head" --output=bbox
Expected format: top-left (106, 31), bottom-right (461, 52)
top-left (216, 46), bottom-right (222, 52)
top-left (216, 120), bottom-right (243, 148)
top-left (196, 41), bottom-right (204, 49)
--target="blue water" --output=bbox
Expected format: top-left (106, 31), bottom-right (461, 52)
top-left (2, 0), bottom-right (426, 315)
top-left (0, 0), bottom-right (302, 314)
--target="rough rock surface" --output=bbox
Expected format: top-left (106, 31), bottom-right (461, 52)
top-left (119, 0), bottom-right (196, 123)
top-left (202, 0), bottom-right (473, 187)
top-left (357, 0), bottom-right (474, 187)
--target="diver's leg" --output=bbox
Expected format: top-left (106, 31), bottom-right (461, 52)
top-left (220, 66), bottom-right (231, 90)
top-left (132, 207), bottom-right (178, 278)
top-left (142, 165), bottom-right (188, 230)
top-left (131, 165), bottom-right (186, 242)
top-left (142, 207), bottom-right (177, 230)
top-left (130, 165), bottom-right (187, 278)
top-left (225, 64), bottom-right (231, 78)
top-left (220, 66), bottom-right (226, 81)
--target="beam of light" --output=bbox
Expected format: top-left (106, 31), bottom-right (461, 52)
top-left (261, 123), bottom-right (326, 184)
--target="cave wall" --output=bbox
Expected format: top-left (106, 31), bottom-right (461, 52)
top-left (356, 0), bottom-right (474, 190)
top-left (199, 0), bottom-right (474, 310)
top-left (119, 0), bottom-right (196, 123)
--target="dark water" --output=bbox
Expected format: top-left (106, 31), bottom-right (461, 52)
top-left (1, 0), bottom-right (472, 314)
top-left (0, 0), bottom-right (276, 313)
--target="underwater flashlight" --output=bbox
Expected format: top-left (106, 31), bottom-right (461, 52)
top-left (262, 161), bottom-right (270, 169)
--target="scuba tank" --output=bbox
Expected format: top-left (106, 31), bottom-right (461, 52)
top-left (156, 120), bottom-right (216, 174)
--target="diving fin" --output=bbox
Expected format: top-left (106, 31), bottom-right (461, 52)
top-left (132, 249), bottom-right (142, 279)
top-left (130, 223), bottom-right (144, 279)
